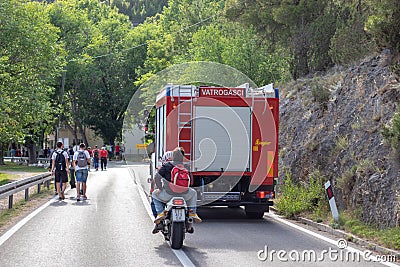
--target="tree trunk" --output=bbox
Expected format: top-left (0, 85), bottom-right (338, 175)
top-left (78, 124), bottom-right (88, 147)
top-left (26, 141), bottom-right (37, 164)
top-left (0, 143), bottom-right (5, 165)
top-left (65, 123), bottom-right (79, 145)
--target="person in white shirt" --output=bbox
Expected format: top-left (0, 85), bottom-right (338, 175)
top-left (72, 143), bottom-right (91, 201)
top-left (51, 142), bottom-right (70, 200)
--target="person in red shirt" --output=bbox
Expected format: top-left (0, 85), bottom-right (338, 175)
top-left (100, 147), bottom-right (108, 171)
top-left (115, 143), bottom-right (121, 161)
top-left (92, 145), bottom-right (100, 171)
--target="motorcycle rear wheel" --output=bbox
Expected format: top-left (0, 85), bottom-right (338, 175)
top-left (170, 222), bottom-right (184, 249)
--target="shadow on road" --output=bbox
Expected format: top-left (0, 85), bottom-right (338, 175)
top-left (197, 206), bottom-right (272, 223)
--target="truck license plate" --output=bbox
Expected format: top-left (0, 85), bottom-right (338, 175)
top-left (172, 209), bottom-right (185, 222)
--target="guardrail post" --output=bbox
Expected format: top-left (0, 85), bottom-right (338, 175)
top-left (46, 180), bottom-right (50, 189)
top-left (37, 183), bottom-right (41, 194)
top-left (25, 188), bottom-right (29, 201)
top-left (8, 195), bottom-right (13, 209)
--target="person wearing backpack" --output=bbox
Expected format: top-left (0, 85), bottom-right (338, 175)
top-left (151, 147), bottom-right (201, 234)
top-left (92, 145), bottom-right (100, 171)
top-left (72, 143), bottom-right (91, 201)
top-left (51, 141), bottom-right (70, 200)
top-left (149, 151), bottom-right (173, 218)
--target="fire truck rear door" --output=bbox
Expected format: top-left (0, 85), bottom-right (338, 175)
top-left (193, 106), bottom-right (251, 172)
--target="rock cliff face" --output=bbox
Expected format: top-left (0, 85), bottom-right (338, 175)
top-left (279, 51), bottom-right (400, 228)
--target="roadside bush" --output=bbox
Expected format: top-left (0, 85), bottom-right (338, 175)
top-left (276, 170), bottom-right (325, 218)
top-left (382, 106), bottom-right (400, 150)
top-left (310, 78), bottom-right (330, 105)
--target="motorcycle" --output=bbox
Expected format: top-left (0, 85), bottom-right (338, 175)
top-left (160, 196), bottom-right (194, 249)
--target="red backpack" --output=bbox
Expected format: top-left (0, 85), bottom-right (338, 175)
top-left (169, 164), bottom-right (191, 193)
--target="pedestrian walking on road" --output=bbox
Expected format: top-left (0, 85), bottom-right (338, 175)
top-left (73, 143), bottom-right (90, 201)
top-left (115, 143), bottom-right (121, 161)
top-left (10, 147), bottom-right (15, 162)
top-left (51, 142), bottom-right (70, 200)
top-left (92, 145), bottom-right (100, 171)
top-left (100, 146), bottom-right (108, 171)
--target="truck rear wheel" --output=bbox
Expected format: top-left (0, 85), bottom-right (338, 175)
top-left (245, 211), bottom-right (265, 219)
top-left (245, 205), bottom-right (268, 219)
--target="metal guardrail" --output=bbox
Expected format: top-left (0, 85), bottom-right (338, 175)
top-left (0, 173), bottom-right (53, 209)
top-left (3, 157), bottom-right (51, 164)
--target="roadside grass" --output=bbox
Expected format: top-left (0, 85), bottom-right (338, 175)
top-left (0, 186), bottom-right (54, 232)
top-left (277, 196), bottom-right (400, 250)
top-left (275, 170), bottom-right (400, 251)
top-left (0, 173), bottom-right (16, 186)
top-left (0, 162), bottom-right (47, 186)
top-left (337, 211), bottom-right (400, 251)
top-left (0, 162), bottom-right (47, 173)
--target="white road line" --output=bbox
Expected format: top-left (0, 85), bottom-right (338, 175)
top-left (130, 167), bottom-right (196, 267)
top-left (0, 195), bottom-right (58, 247)
top-left (267, 212), bottom-right (399, 267)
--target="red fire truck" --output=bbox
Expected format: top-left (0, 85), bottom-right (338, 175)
top-left (153, 83), bottom-right (279, 218)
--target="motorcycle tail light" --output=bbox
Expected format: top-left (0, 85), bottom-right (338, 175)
top-left (173, 199), bottom-right (184, 205)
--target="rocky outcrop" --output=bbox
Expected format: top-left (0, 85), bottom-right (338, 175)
top-left (279, 51), bottom-right (400, 228)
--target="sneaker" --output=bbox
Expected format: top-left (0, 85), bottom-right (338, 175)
top-left (76, 195), bottom-right (81, 201)
top-left (153, 211), bottom-right (167, 224)
top-left (83, 195), bottom-right (87, 200)
top-left (152, 223), bottom-right (163, 234)
top-left (187, 226), bottom-right (194, 234)
top-left (189, 213), bottom-right (202, 223)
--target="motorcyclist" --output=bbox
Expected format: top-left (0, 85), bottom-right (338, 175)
top-left (151, 147), bottom-right (201, 234)
top-left (149, 150), bottom-right (173, 217)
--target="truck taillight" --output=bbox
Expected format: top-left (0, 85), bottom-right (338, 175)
top-left (256, 191), bottom-right (274, 199)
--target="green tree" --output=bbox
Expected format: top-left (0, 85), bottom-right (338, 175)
top-left (365, 0), bottom-right (400, 52)
top-left (329, 0), bottom-right (375, 65)
top-left (48, 0), bottom-right (141, 145)
top-left (0, 0), bottom-right (65, 164)
top-left (47, 0), bottom-right (99, 145)
top-left (110, 0), bottom-right (168, 25)
top-left (225, 0), bottom-right (342, 78)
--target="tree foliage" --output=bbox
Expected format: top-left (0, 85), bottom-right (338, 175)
top-left (0, 0), bottom-right (65, 163)
top-left (2, 0), bottom-right (400, 158)
top-left (48, 0), bottom-right (142, 145)
top-left (364, 0), bottom-right (400, 53)
top-left (110, 0), bottom-right (168, 25)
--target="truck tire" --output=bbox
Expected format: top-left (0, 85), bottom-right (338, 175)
top-left (170, 222), bottom-right (184, 249)
top-left (245, 211), bottom-right (265, 219)
top-left (245, 205), bottom-right (268, 219)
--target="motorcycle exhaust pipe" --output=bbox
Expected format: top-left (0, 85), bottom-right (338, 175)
top-left (187, 217), bottom-right (194, 224)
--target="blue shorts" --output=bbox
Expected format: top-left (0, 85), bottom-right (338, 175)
top-left (75, 169), bottom-right (88, 183)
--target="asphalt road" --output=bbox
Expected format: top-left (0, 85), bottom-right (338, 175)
top-left (0, 163), bottom-right (398, 267)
